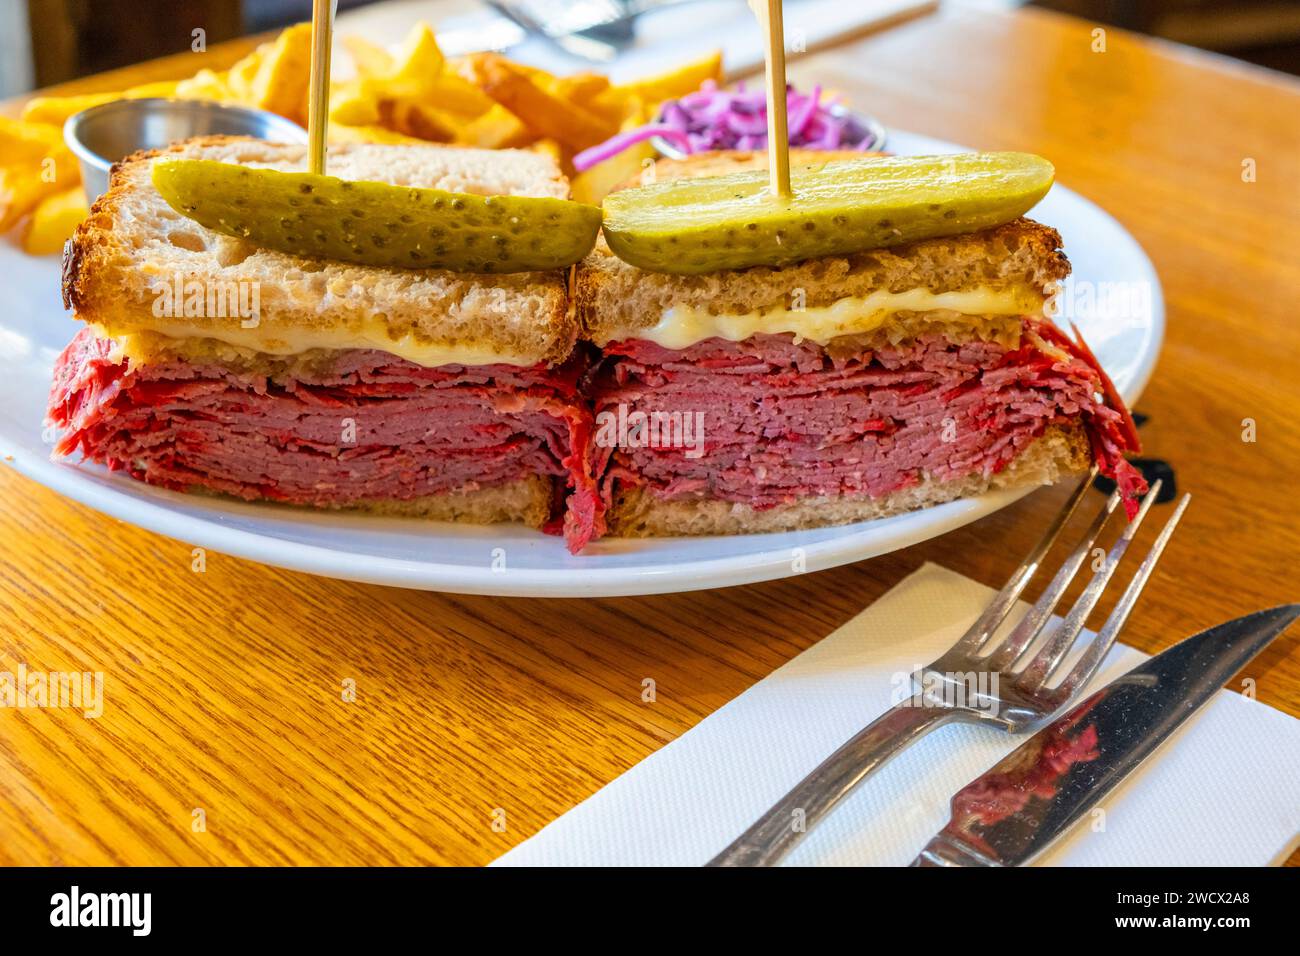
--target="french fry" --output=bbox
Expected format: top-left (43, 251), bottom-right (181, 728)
top-left (581, 50), bottom-right (722, 129)
top-left (240, 22), bottom-right (313, 123)
top-left (382, 100), bottom-right (460, 143)
top-left (332, 23), bottom-right (493, 143)
top-left (0, 116), bottom-right (78, 231)
top-left (225, 50), bottom-right (265, 103)
top-left (554, 72), bottom-right (611, 103)
top-left (175, 68), bottom-right (237, 104)
top-left (528, 137), bottom-right (565, 164)
top-left (417, 74), bottom-right (494, 117)
top-left (21, 93), bottom-right (118, 126)
top-left (570, 139), bottom-right (655, 205)
top-left (389, 23), bottom-right (446, 84)
top-left (329, 82), bottom-right (382, 127)
top-left (454, 104), bottom-right (533, 149)
top-left (125, 80), bottom-right (182, 99)
top-left (469, 54), bottom-right (615, 150)
top-left (22, 186), bottom-right (88, 256)
top-left (20, 81), bottom-right (187, 127)
top-left (0, 116), bottom-right (62, 155)
top-left (363, 75), bottom-right (492, 118)
top-left (178, 23), bottom-right (312, 123)
top-left (342, 35), bottom-right (393, 79)
top-left (454, 52), bottom-right (551, 85)
top-left (0, 169), bottom-right (60, 233)
top-left (608, 49), bottom-right (722, 104)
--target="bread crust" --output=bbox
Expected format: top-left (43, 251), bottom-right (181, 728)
top-left (64, 136), bottom-right (577, 366)
top-left (576, 149), bottom-right (1068, 345)
top-left (576, 217), bottom-right (1068, 344)
top-left (606, 425), bottom-right (1090, 537)
top-left (194, 475), bottom-right (555, 528)
top-left (347, 475), bottom-right (553, 527)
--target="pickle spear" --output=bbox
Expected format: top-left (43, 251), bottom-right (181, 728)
top-left (151, 158), bottom-right (602, 274)
top-left (601, 152), bottom-right (1055, 274)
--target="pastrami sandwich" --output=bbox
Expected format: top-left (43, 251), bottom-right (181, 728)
top-left (577, 151), bottom-right (1146, 538)
top-left (48, 137), bottom-right (604, 550)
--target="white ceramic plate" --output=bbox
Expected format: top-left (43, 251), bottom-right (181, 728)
top-left (0, 131), bottom-right (1162, 596)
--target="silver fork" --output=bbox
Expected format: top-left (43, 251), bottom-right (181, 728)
top-left (708, 469), bottom-right (1189, 866)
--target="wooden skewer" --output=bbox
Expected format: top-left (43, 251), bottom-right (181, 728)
top-left (750, 0), bottom-right (792, 201)
top-left (307, 0), bottom-right (337, 175)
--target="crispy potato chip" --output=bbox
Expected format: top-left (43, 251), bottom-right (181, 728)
top-left (22, 186), bottom-right (88, 255)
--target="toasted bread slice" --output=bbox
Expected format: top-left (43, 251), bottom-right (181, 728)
top-left (608, 425), bottom-right (1089, 537)
top-left (577, 150), bottom-right (1069, 347)
top-left (188, 475), bottom-right (554, 529)
top-left (341, 476), bottom-right (553, 528)
top-left (64, 136), bottom-right (577, 367)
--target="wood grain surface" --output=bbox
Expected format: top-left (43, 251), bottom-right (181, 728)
top-left (1, 4), bottom-right (1298, 866)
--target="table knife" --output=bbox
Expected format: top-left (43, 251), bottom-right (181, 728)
top-left (911, 604), bottom-right (1300, 866)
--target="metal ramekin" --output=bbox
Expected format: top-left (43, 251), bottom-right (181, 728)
top-left (65, 98), bottom-right (308, 205)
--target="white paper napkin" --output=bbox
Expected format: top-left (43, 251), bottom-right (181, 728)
top-left (495, 563), bottom-right (1300, 866)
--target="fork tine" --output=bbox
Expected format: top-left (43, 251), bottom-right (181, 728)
top-left (982, 485), bottom-right (1121, 670)
top-left (1052, 492), bottom-right (1191, 697)
top-left (949, 467), bottom-right (1098, 655)
top-left (1017, 479), bottom-right (1164, 690)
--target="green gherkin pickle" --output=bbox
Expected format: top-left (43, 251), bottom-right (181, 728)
top-left (151, 159), bottom-right (602, 274)
top-left (601, 152), bottom-right (1056, 274)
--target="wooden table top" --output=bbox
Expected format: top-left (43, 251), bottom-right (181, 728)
top-left (2, 4), bottom-right (1298, 867)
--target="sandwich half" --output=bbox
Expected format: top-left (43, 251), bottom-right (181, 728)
top-left (48, 136), bottom-right (604, 550)
top-left (577, 151), bottom-right (1145, 538)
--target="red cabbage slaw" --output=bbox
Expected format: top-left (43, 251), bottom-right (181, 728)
top-left (573, 80), bottom-right (881, 172)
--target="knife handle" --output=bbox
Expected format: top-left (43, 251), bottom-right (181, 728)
top-left (709, 703), bottom-right (955, 866)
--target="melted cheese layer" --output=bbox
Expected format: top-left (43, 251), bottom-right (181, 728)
top-left (94, 320), bottom-right (532, 369)
top-left (634, 286), bottom-right (1044, 350)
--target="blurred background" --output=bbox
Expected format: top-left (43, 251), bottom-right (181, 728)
top-left (5, 0), bottom-right (1300, 98)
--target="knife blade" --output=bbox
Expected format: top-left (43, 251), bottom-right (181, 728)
top-left (911, 604), bottom-right (1300, 866)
